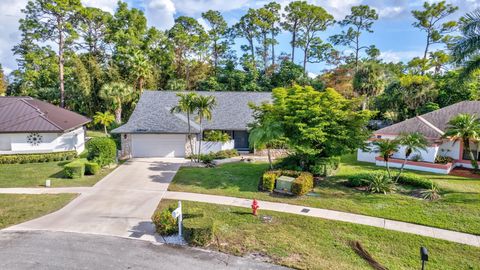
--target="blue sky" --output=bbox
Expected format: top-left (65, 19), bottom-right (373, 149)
top-left (0, 0), bottom-right (478, 75)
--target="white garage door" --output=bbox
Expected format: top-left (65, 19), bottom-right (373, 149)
top-left (131, 134), bottom-right (186, 157)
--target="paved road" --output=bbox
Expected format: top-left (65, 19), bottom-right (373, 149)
top-left (5, 158), bottom-right (186, 241)
top-left (0, 231), bottom-right (287, 270)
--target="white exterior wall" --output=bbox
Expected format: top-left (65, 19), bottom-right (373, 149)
top-left (437, 141), bottom-right (461, 160)
top-left (375, 160), bottom-right (452, 174)
top-left (392, 145), bottom-right (439, 163)
top-left (195, 140), bottom-right (235, 154)
top-left (0, 127), bottom-right (85, 155)
top-left (357, 148), bottom-right (377, 163)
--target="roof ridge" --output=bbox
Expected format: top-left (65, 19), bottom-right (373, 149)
top-left (416, 116), bottom-right (444, 136)
top-left (21, 99), bottom-right (63, 131)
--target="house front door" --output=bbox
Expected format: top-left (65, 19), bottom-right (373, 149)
top-left (233, 131), bottom-right (249, 150)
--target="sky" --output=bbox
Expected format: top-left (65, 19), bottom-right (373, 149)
top-left (0, 0), bottom-right (478, 76)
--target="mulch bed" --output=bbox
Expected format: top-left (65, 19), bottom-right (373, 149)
top-left (449, 167), bottom-right (480, 179)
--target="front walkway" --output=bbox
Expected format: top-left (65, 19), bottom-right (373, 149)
top-left (164, 191), bottom-right (480, 247)
top-left (3, 158), bottom-right (187, 242)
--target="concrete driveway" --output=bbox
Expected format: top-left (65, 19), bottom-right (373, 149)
top-left (6, 158), bottom-right (186, 241)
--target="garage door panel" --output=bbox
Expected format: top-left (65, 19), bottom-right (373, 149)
top-left (132, 134), bottom-right (186, 157)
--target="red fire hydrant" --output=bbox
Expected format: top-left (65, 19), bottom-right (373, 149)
top-left (251, 199), bottom-right (259, 216)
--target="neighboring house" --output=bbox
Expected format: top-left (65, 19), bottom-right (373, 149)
top-left (358, 101), bottom-right (480, 174)
top-left (0, 97), bottom-right (91, 155)
top-left (112, 91), bottom-right (272, 158)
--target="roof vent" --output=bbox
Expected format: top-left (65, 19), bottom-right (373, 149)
top-left (135, 128), bottom-right (148, 132)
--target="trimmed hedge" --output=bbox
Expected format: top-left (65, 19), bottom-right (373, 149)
top-left (291, 172), bottom-right (314, 196)
top-left (262, 171), bottom-right (280, 191)
top-left (0, 151), bottom-right (77, 164)
top-left (152, 207), bottom-right (178, 235)
top-left (183, 217), bottom-right (216, 246)
top-left (397, 174), bottom-right (437, 189)
top-left (189, 149), bottom-right (239, 163)
top-left (64, 160), bottom-right (85, 179)
top-left (310, 157), bottom-right (340, 176)
top-left (346, 173), bottom-right (372, 187)
top-left (346, 172), bottom-right (437, 189)
top-left (87, 137), bottom-right (116, 166)
top-left (85, 162), bottom-right (100, 175)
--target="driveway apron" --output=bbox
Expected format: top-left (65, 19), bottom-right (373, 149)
top-left (5, 158), bottom-right (186, 240)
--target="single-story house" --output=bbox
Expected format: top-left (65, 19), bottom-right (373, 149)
top-left (0, 97), bottom-right (91, 155)
top-left (112, 91), bottom-right (272, 158)
top-left (358, 101), bottom-right (480, 174)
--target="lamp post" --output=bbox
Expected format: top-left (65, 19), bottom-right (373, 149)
top-left (420, 247), bottom-right (428, 270)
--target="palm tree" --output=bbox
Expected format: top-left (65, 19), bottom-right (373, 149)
top-left (443, 113), bottom-right (480, 170)
top-left (93, 111), bottom-right (115, 135)
top-left (372, 139), bottom-right (400, 179)
top-left (195, 95), bottom-right (217, 161)
top-left (99, 82), bottom-right (134, 124)
top-left (394, 132), bottom-right (428, 182)
top-left (170, 93), bottom-right (198, 162)
top-left (129, 50), bottom-right (152, 92)
top-left (352, 62), bottom-right (386, 110)
top-left (249, 120), bottom-right (283, 169)
top-left (452, 9), bottom-right (480, 78)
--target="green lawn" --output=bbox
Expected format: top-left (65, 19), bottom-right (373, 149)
top-left (0, 194), bottom-right (76, 229)
top-left (0, 160), bottom-right (117, 188)
top-left (159, 200), bottom-right (480, 270)
top-left (169, 156), bottom-right (480, 234)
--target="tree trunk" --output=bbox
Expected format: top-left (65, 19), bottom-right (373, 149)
top-left (139, 77), bottom-right (144, 93)
top-left (187, 112), bottom-right (194, 163)
top-left (271, 29), bottom-right (275, 66)
top-left (197, 118), bottom-right (203, 163)
top-left (104, 124), bottom-right (107, 135)
top-left (58, 18), bottom-right (65, 108)
top-left (263, 33), bottom-right (268, 73)
top-left (395, 156), bottom-right (408, 183)
top-left (114, 106), bottom-right (122, 124)
top-left (291, 22), bottom-right (297, 62)
top-left (267, 148), bottom-right (273, 169)
top-left (361, 97), bottom-right (368, 111)
top-left (250, 39), bottom-right (255, 66)
top-left (384, 156), bottom-right (391, 179)
top-left (465, 140), bottom-right (479, 170)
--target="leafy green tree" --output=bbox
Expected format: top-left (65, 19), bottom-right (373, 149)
top-left (234, 9), bottom-right (259, 67)
top-left (330, 5), bottom-right (378, 69)
top-left (93, 111), bottom-right (115, 135)
top-left (407, 57), bottom-right (431, 75)
top-left (170, 93), bottom-right (198, 162)
top-left (249, 119), bottom-right (284, 169)
top-left (394, 132), bottom-right (428, 181)
top-left (254, 2), bottom-right (281, 72)
top-left (129, 50), bottom-right (152, 92)
top-left (452, 9), bottom-right (480, 78)
top-left (282, 1), bottom-right (307, 63)
top-left (436, 71), bottom-right (479, 107)
top-left (411, 1), bottom-right (458, 62)
top-left (429, 50), bottom-right (450, 74)
top-left (270, 85), bottom-right (372, 164)
top-left (271, 60), bottom-right (307, 88)
top-left (20, 0), bottom-right (82, 107)
top-left (399, 75), bottom-right (436, 114)
top-left (194, 95), bottom-right (216, 161)
top-left (352, 62), bottom-right (385, 110)
top-left (99, 82), bottom-right (133, 124)
top-left (373, 139), bottom-right (400, 178)
top-left (201, 10), bottom-right (229, 72)
top-left (0, 64), bottom-right (7, 95)
top-left (443, 113), bottom-right (480, 170)
top-left (77, 7), bottom-right (112, 60)
top-left (297, 4), bottom-right (334, 71)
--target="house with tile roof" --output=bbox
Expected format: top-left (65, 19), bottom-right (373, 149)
top-left (112, 91), bottom-right (272, 158)
top-left (0, 97), bottom-right (91, 155)
top-left (358, 101), bottom-right (480, 174)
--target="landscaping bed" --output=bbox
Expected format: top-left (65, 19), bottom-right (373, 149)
top-left (169, 158), bottom-right (480, 235)
top-left (0, 194), bottom-right (77, 229)
top-left (154, 200), bottom-right (480, 270)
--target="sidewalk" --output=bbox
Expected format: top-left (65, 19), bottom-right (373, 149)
top-left (164, 191), bottom-right (480, 248)
top-left (0, 187), bottom-right (91, 194)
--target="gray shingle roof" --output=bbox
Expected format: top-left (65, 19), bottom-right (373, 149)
top-left (112, 91), bottom-right (272, 134)
top-left (375, 101), bottom-right (480, 138)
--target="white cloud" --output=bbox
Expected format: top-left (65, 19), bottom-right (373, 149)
top-left (0, 0), bottom-right (26, 74)
top-left (81, 0), bottom-right (117, 13)
top-left (144, 0), bottom-right (176, 29)
top-left (380, 50), bottom-right (422, 63)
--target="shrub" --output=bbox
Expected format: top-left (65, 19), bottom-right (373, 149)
top-left (397, 174), bottom-right (435, 189)
top-left (212, 149), bottom-right (239, 159)
top-left (84, 162), bottom-right (100, 175)
top-left (410, 154), bottom-right (423, 162)
top-left (421, 184), bottom-right (441, 201)
top-left (310, 156), bottom-right (340, 176)
top-left (0, 151), bottom-right (77, 164)
top-left (262, 171), bottom-right (280, 191)
top-left (367, 173), bottom-right (394, 194)
top-left (435, 155), bottom-right (454, 164)
top-left (291, 172), bottom-right (314, 196)
top-left (64, 161), bottom-right (85, 179)
top-left (183, 217), bottom-right (216, 246)
top-left (203, 130), bottom-right (231, 142)
top-left (346, 173), bottom-right (372, 187)
top-left (87, 137), bottom-right (116, 166)
top-left (152, 207), bottom-right (178, 235)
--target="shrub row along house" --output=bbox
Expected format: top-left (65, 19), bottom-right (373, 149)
top-left (112, 91), bottom-right (271, 158)
top-left (0, 97), bottom-right (90, 155)
top-left (358, 101), bottom-right (480, 174)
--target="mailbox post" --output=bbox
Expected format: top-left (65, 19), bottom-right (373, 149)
top-left (172, 201), bottom-right (183, 237)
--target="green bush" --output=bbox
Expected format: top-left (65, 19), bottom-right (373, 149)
top-left (84, 162), bottom-right (100, 175)
top-left (212, 149), bottom-right (239, 159)
top-left (346, 173), bottom-right (373, 187)
top-left (203, 130), bottom-right (231, 142)
top-left (367, 173), bottom-right (395, 194)
top-left (152, 207), bottom-right (178, 235)
top-left (0, 151), bottom-right (77, 164)
top-left (183, 217), bottom-right (216, 246)
top-left (291, 172), bottom-right (314, 196)
top-left (397, 174), bottom-right (435, 189)
top-left (63, 161), bottom-right (85, 179)
top-left (310, 156), bottom-right (340, 176)
top-left (87, 137), bottom-right (116, 166)
top-left (262, 171), bottom-right (280, 191)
